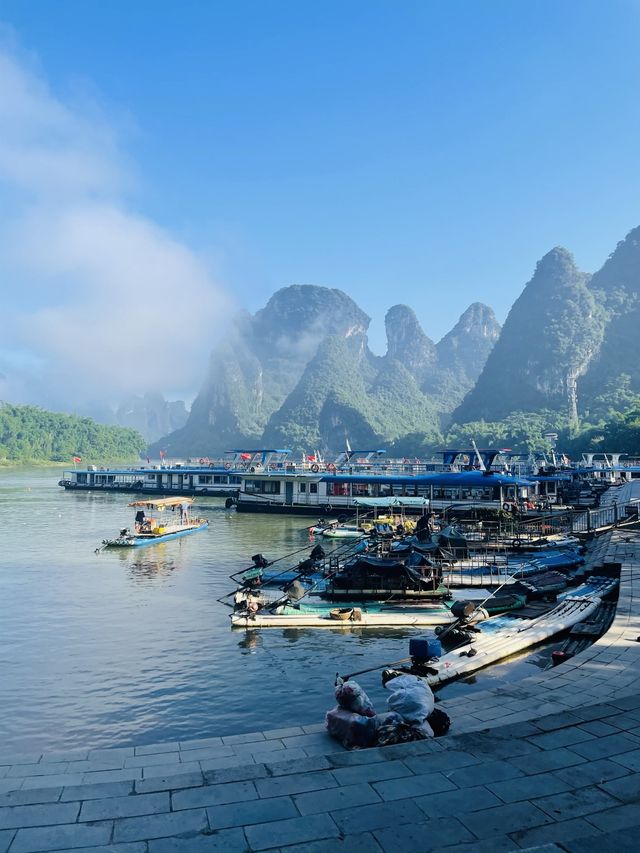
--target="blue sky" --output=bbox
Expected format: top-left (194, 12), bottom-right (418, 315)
top-left (1, 0), bottom-right (639, 407)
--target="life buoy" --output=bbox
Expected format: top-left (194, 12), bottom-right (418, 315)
top-left (310, 463), bottom-right (320, 473)
top-left (326, 463), bottom-right (336, 473)
top-left (324, 504), bottom-right (333, 513)
top-left (269, 463), bottom-right (277, 470)
top-left (250, 467), bottom-right (256, 473)
top-left (224, 462), bottom-right (232, 470)
top-left (199, 458), bottom-right (205, 465)
top-left (503, 502), bottom-right (512, 511)
top-left (209, 463), bottom-right (215, 469)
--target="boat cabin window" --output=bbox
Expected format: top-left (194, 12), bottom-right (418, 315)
top-left (310, 483), bottom-right (318, 494)
top-left (465, 487), bottom-right (494, 500)
top-left (352, 484), bottom-right (373, 497)
top-left (299, 482), bottom-right (306, 493)
top-left (76, 473), bottom-right (87, 484)
top-left (327, 483), bottom-right (349, 497)
top-left (245, 479), bottom-right (281, 495)
top-left (198, 475), bottom-right (212, 484)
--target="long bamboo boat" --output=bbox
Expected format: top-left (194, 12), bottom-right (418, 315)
top-left (423, 576), bottom-right (619, 687)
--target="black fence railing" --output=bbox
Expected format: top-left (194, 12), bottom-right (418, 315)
top-left (570, 501), bottom-right (640, 534)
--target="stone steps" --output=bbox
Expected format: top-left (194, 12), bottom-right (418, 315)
top-left (1, 693), bottom-right (639, 852)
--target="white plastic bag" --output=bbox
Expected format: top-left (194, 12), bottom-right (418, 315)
top-left (384, 674), bottom-right (435, 724)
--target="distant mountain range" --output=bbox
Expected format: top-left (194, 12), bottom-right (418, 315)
top-left (150, 224), bottom-right (640, 457)
top-left (151, 285), bottom-right (500, 456)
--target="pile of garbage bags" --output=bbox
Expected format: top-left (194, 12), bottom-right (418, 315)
top-left (326, 671), bottom-right (450, 749)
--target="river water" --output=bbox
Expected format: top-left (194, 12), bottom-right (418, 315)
top-left (0, 468), bottom-right (558, 752)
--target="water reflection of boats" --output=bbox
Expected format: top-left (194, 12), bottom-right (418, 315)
top-left (99, 497), bottom-right (208, 549)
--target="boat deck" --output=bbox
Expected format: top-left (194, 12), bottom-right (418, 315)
top-left (2, 528), bottom-right (640, 851)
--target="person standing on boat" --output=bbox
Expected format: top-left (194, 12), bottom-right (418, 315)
top-left (135, 509), bottom-right (146, 532)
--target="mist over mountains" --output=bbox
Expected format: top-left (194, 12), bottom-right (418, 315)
top-left (151, 285), bottom-right (500, 456)
top-left (149, 225), bottom-right (640, 457)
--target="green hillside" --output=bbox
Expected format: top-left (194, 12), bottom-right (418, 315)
top-left (0, 403), bottom-right (145, 464)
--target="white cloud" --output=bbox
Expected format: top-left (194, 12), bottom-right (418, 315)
top-left (0, 39), bottom-right (232, 412)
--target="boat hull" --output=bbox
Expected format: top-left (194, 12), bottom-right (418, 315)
top-left (105, 521), bottom-right (209, 547)
top-left (230, 608), bottom-right (460, 629)
top-left (61, 482), bottom-right (237, 498)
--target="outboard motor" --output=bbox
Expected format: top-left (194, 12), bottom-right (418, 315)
top-left (407, 637), bottom-right (441, 676)
top-left (251, 553), bottom-right (269, 569)
top-left (285, 579), bottom-right (306, 603)
top-left (310, 544), bottom-right (326, 561)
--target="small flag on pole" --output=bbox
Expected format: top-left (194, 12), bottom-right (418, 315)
top-left (72, 456), bottom-right (82, 464)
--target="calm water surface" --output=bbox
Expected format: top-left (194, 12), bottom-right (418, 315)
top-left (0, 468), bottom-right (557, 752)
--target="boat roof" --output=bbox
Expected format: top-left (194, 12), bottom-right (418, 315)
top-left (529, 474), bottom-right (572, 482)
top-left (128, 497), bottom-right (193, 508)
top-left (228, 449), bottom-right (292, 454)
top-left (324, 471), bottom-right (532, 487)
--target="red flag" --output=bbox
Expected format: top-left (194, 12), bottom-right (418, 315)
top-left (307, 455), bottom-right (316, 461)
top-left (240, 453), bottom-right (252, 460)
top-left (72, 456), bottom-right (82, 463)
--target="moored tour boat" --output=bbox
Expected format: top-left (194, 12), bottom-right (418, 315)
top-left (99, 497), bottom-right (208, 548)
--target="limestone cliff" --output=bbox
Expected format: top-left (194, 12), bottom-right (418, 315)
top-left (453, 248), bottom-right (605, 424)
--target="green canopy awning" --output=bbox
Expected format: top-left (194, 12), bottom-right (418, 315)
top-left (352, 496), bottom-right (430, 508)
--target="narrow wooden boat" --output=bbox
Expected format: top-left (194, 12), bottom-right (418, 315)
top-left (100, 497), bottom-right (208, 548)
top-left (423, 576), bottom-right (619, 687)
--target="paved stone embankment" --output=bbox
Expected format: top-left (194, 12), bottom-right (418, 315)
top-left (1, 529), bottom-right (639, 852)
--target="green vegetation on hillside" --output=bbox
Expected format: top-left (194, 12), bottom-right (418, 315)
top-left (454, 248), bottom-right (605, 424)
top-left (0, 403), bottom-right (145, 464)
